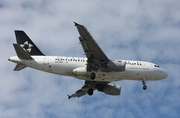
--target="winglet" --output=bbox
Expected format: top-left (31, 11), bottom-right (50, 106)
top-left (67, 95), bottom-right (71, 99)
top-left (74, 22), bottom-right (79, 26)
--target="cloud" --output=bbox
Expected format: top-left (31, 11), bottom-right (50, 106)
top-left (1, 0), bottom-right (180, 118)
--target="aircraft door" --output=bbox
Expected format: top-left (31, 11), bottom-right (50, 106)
top-left (43, 57), bottom-right (49, 65)
top-left (143, 63), bottom-right (149, 70)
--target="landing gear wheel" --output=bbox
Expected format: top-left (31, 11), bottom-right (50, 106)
top-left (143, 85), bottom-right (147, 90)
top-left (90, 72), bottom-right (96, 80)
top-left (142, 79), bottom-right (147, 90)
top-left (88, 88), bottom-right (94, 96)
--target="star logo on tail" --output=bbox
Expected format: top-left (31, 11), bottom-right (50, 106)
top-left (20, 41), bottom-right (33, 53)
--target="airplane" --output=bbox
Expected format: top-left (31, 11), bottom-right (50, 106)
top-left (9, 22), bottom-right (168, 99)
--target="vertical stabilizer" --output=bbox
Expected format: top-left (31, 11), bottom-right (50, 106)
top-left (15, 30), bottom-right (45, 56)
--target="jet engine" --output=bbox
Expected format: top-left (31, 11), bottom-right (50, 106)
top-left (72, 67), bottom-right (87, 76)
top-left (107, 60), bottom-right (126, 72)
top-left (98, 84), bottom-right (121, 96)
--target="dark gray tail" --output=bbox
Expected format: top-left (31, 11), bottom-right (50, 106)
top-left (14, 30), bottom-right (45, 56)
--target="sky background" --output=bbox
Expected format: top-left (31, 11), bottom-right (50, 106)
top-left (1, 0), bottom-right (180, 118)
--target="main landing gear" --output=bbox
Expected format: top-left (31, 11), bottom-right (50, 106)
top-left (88, 72), bottom-right (96, 95)
top-left (90, 72), bottom-right (96, 80)
top-left (88, 88), bottom-right (94, 96)
top-left (142, 79), bottom-right (147, 90)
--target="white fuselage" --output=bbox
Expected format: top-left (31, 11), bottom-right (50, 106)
top-left (9, 56), bottom-right (168, 82)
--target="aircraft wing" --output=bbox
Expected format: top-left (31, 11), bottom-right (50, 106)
top-left (74, 22), bottom-right (109, 67)
top-left (68, 81), bottom-right (108, 99)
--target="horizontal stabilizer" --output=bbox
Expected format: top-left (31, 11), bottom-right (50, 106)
top-left (13, 44), bottom-right (33, 59)
top-left (14, 64), bottom-right (27, 71)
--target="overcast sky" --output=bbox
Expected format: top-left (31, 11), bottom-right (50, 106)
top-left (1, 0), bottom-right (180, 118)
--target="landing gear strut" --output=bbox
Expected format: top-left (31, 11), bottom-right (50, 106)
top-left (90, 72), bottom-right (96, 80)
top-left (142, 79), bottom-right (147, 90)
top-left (88, 88), bottom-right (94, 96)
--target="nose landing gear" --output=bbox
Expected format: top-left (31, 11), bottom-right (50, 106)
top-left (142, 79), bottom-right (147, 90)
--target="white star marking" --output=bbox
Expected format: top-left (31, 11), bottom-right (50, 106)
top-left (20, 41), bottom-right (33, 53)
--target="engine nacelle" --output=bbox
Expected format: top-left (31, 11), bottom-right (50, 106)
top-left (107, 60), bottom-right (126, 72)
top-left (98, 84), bottom-right (121, 96)
top-left (72, 67), bottom-right (87, 76)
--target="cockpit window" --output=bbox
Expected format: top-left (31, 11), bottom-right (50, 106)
top-left (154, 65), bottom-right (160, 68)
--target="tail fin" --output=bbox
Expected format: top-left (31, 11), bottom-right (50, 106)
top-left (14, 30), bottom-right (45, 56)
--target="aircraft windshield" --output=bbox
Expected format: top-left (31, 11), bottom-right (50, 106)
top-left (154, 65), bottom-right (160, 68)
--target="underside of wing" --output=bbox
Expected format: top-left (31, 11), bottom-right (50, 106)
top-left (68, 81), bottom-right (109, 99)
top-left (68, 84), bottom-right (90, 99)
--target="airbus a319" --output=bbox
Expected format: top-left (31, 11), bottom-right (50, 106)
top-left (9, 22), bottom-right (168, 99)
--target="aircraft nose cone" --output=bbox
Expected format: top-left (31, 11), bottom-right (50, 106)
top-left (161, 69), bottom-right (168, 79)
top-left (164, 71), bottom-right (168, 78)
